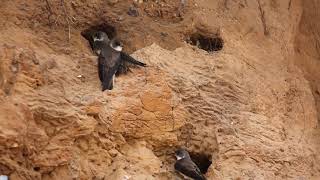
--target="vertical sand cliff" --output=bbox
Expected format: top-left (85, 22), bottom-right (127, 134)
top-left (0, 0), bottom-right (320, 179)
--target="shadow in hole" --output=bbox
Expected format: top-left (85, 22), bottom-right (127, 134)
top-left (189, 152), bottom-right (212, 174)
top-left (188, 33), bottom-right (224, 52)
top-left (81, 23), bottom-right (117, 50)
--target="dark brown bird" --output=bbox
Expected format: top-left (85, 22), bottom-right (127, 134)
top-left (174, 148), bottom-right (207, 180)
top-left (97, 37), bottom-right (122, 90)
top-left (91, 31), bottom-right (146, 90)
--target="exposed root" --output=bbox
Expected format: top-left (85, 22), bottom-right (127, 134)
top-left (60, 0), bottom-right (71, 41)
top-left (45, 0), bottom-right (54, 26)
top-left (296, 80), bottom-right (306, 143)
top-left (288, 0), bottom-right (292, 10)
top-left (257, 0), bottom-right (269, 36)
top-left (224, 0), bottom-right (229, 10)
top-left (44, 0), bottom-right (76, 42)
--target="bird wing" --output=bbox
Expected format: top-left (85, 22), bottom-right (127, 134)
top-left (98, 47), bottom-right (121, 91)
top-left (174, 159), bottom-right (207, 180)
top-left (121, 52), bottom-right (146, 67)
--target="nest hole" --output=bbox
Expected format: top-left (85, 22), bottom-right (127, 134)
top-left (189, 152), bottom-right (212, 174)
top-left (188, 33), bottom-right (224, 52)
top-left (33, 167), bottom-right (40, 171)
top-left (81, 23), bottom-right (117, 49)
top-left (80, 23), bottom-right (137, 76)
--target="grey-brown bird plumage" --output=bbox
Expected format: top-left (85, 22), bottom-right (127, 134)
top-left (91, 31), bottom-right (146, 67)
top-left (174, 149), bottom-right (207, 180)
top-left (98, 39), bottom-right (122, 90)
top-left (91, 31), bottom-right (146, 90)
top-left (92, 31), bottom-right (121, 90)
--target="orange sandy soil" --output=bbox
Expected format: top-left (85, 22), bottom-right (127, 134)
top-left (0, 0), bottom-right (320, 179)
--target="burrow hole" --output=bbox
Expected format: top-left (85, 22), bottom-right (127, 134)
top-left (189, 152), bottom-right (212, 174)
top-left (81, 23), bottom-right (117, 50)
top-left (187, 33), bottom-right (224, 52)
top-left (33, 167), bottom-right (40, 171)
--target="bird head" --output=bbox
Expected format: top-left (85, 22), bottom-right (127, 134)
top-left (110, 38), bottom-right (123, 52)
top-left (93, 31), bottom-right (109, 42)
top-left (175, 148), bottom-right (190, 160)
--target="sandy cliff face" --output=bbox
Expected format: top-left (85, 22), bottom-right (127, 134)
top-left (294, 0), bottom-right (320, 122)
top-left (0, 0), bottom-right (320, 179)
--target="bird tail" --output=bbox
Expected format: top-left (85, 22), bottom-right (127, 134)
top-left (102, 75), bottom-right (114, 91)
top-left (121, 52), bottom-right (146, 67)
top-left (102, 82), bottom-right (111, 91)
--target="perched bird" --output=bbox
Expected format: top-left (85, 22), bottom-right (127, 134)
top-left (96, 37), bottom-right (122, 90)
top-left (91, 31), bottom-right (146, 67)
top-left (92, 31), bottom-right (110, 56)
top-left (91, 31), bottom-right (147, 90)
top-left (174, 148), bottom-right (207, 180)
top-left (91, 31), bottom-right (122, 90)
